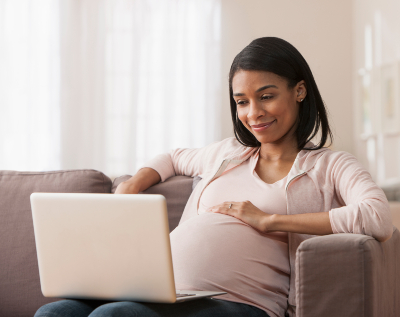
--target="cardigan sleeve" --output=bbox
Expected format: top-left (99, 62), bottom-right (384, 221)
top-left (140, 139), bottom-right (230, 182)
top-left (328, 152), bottom-right (393, 242)
top-left (140, 147), bottom-right (207, 182)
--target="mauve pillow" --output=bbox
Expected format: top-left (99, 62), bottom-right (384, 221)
top-left (112, 175), bottom-right (193, 232)
top-left (0, 169), bottom-right (112, 317)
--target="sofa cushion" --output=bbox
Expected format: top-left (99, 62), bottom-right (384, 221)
top-left (192, 175), bottom-right (202, 190)
top-left (0, 170), bottom-right (112, 317)
top-left (112, 175), bottom-right (193, 232)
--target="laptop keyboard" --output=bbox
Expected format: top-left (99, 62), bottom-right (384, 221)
top-left (176, 293), bottom-right (196, 298)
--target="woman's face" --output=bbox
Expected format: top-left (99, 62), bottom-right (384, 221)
top-left (232, 70), bottom-right (306, 146)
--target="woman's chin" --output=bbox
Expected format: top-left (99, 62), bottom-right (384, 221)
top-left (253, 135), bottom-right (277, 145)
top-left (254, 136), bottom-right (291, 147)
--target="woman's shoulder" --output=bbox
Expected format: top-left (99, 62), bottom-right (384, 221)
top-left (300, 145), bottom-right (361, 172)
top-left (318, 148), bottom-right (359, 164)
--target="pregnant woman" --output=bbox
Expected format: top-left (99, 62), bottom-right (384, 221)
top-left (35, 37), bottom-right (393, 317)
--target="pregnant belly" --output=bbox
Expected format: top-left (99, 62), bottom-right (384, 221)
top-left (169, 212), bottom-right (290, 295)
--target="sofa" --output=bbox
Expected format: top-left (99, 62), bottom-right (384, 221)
top-left (1, 169), bottom-right (399, 317)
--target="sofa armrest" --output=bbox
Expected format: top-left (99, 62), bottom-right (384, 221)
top-left (295, 227), bottom-right (400, 317)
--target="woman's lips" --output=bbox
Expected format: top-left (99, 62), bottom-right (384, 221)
top-left (251, 120), bottom-right (276, 132)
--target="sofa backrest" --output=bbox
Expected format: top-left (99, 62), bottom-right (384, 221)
top-left (0, 170), bottom-right (112, 317)
top-left (111, 175), bottom-right (193, 232)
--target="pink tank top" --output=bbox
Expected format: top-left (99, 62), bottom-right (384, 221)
top-left (170, 150), bottom-right (290, 317)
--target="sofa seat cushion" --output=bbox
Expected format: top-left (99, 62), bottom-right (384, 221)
top-left (0, 169), bottom-right (112, 317)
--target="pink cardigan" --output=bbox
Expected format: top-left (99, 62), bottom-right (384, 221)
top-left (142, 137), bottom-right (393, 314)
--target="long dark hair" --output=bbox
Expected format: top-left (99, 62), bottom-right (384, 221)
top-left (229, 37), bottom-right (333, 150)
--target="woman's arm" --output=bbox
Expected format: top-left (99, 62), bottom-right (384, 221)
top-left (208, 201), bottom-right (333, 236)
top-left (115, 167), bottom-right (161, 194)
top-left (116, 138), bottom-right (239, 194)
top-left (115, 144), bottom-right (212, 194)
top-left (115, 145), bottom-right (212, 194)
top-left (136, 138), bottom-right (242, 182)
top-left (326, 152), bottom-right (393, 242)
top-left (209, 152), bottom-right (393, 242)
top-left (143, 148), bottom-right (207, 183)
top-left (269, 212), bottom-right (332, 235)
top-left (271, 152), bottom-right (392, 241)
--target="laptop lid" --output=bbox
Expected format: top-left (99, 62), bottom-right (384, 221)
top-left (30, 193), bottom-right (177, 303)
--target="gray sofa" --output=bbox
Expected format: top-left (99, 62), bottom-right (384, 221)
top-left (1, 169), bottom-right (399, 317)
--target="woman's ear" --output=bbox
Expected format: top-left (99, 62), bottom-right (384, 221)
top-left (296, 80), bottom-right (307, 102)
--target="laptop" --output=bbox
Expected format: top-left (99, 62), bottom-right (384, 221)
top-left (30, 193), bottom-right (226, 303)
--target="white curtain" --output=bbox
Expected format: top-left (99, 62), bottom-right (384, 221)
top-left (0, 0), bottom-right (221, 178)
top-left (0, 0), bottom-right (61, 171)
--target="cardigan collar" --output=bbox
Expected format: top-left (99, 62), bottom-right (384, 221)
top-left (223, 141), bottom-right (331, 176)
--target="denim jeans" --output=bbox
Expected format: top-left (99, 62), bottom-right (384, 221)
top-left (34, 298), bottom-right (270, 317)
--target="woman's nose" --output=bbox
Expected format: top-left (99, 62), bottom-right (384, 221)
top-left (247, 101), bottom-right (265, 120)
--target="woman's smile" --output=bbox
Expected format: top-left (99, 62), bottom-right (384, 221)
top-left (250, 120), bottom-right (276, 132)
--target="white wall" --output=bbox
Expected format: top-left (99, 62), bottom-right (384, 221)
top-left (219, 0), bottom-right (354, 154)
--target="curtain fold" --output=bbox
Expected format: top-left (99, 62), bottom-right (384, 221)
top-left (0, 0), bottom-right (60, 171)
top-left (0, 0), bottom-right (221, 177)
top-left (104, 0), bottom-right (221, 176)
top-left (59, 0), bottom-right (107, 172)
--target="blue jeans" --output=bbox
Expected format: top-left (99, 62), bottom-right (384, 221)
top-left (34, 298), bottom-right (270, 317)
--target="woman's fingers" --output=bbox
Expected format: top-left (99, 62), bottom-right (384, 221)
top-left (206, 200), bottom-right (272, 233)
top-left (207, 201), bottom-right (237, 213)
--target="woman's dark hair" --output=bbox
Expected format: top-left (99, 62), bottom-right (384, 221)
top-left (229, 37), bottom-right (333, 150)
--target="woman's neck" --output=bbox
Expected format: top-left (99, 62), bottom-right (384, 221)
top-left (258, 138), bottom-right (299, 162)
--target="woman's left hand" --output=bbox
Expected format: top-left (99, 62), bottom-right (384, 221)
top-left (206, 201), bottom-right (275, 233)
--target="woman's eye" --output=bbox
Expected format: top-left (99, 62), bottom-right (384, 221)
top-left (261, 95), bottom-right (273, 100)
top-left (236, 100), bottom-right (247, 105)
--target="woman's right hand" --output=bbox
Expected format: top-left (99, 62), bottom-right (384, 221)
top-left (114, 168), bottom-right (162, 195)
top-left (114, 181), bottom-right (140, 194)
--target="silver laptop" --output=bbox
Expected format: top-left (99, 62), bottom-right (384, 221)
top-left (30, 193), bottom-right (225, 303)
